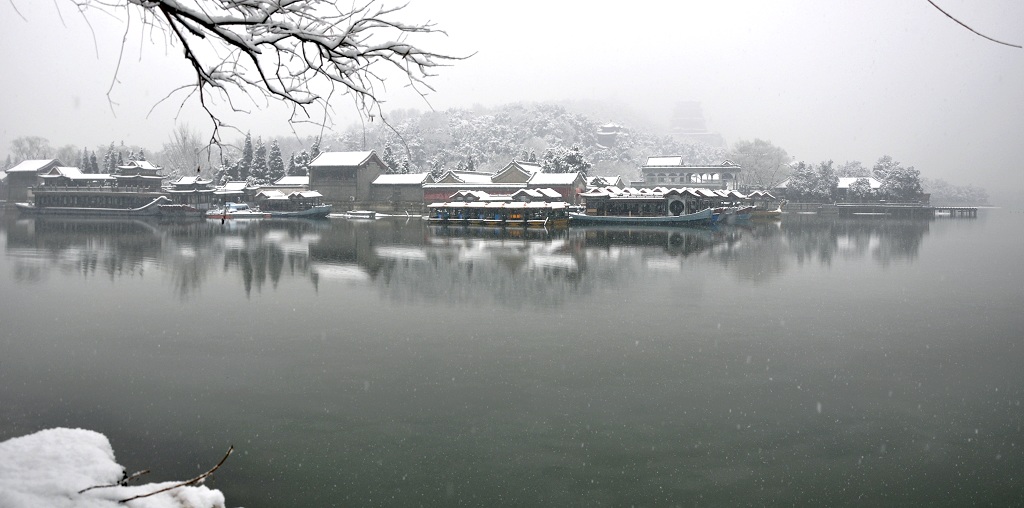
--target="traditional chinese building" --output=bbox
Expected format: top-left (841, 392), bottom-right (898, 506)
top-left (637, 156), bottom-right (742, 190)
top-left (308, 151), bottom-right (387, 207)
top-left (370, 172), bottom-right (432, 212)
top-left (114, 160), bottom-right (164, 191)
top-left (166, 175), bottom-right (216, 211)
top-left (3, 159), bottom-right (62, 204)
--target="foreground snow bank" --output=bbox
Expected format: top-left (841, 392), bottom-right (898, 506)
top-left (0, 428), bottom-right (226, 508)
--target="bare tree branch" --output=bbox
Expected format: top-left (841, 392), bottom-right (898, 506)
top-left (62, 0), bottom-right (469, 144)
top-left (77, 469), bottom-right (151, 494)
top-left (117, 445), bottom-right (233, 504)
top-left (926, 0), bottom-right (1021, 48)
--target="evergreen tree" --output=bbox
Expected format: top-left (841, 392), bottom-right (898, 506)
top-left (103, 142), bottom-right (117, 173)
top-left (310, 138), bottom-right (321, 161)
top-left (381, 142), bottom-right (400, 173)
top-left (79, 148), bottom-right (90, 173)
top-left (3, 154), bottom-right (12, 171)
top-left (239, 132), bottom-right (254, 180)
top-left (251, 136), bottom-right (268, 184)
top-left (89, 153), bottom-right (99, 174)
top-left (267, 140), bottom-right (286, 182)
top-left (289, 151), bottom-right (309, 176)
top-left (287, 153), bottom-right (297, 176)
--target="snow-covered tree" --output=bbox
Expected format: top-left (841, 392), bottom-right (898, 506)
top-left (289, 151), bottom-right (310, 176)
top-left (239, 132), bottom-right (254, 181)
top-left (848, 177), bottom-right (874, 202)
top-left (267, 141), bottom-right (286, 182)
top-left (874, 155), bottom-right (923, 202)
top-left (250, 137), bottom-right (268, 184)
top-left (381, 142), bottom-right (400, 173)
top-left (541, 144), bottom-right (591, 177)
top-left (728, 139), bottom-right (791, 190)
top-left (65, 1), bottom-right (465, 143)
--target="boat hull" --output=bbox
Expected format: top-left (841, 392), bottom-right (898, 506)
top-left (569, 208), bottom-right (713, 226)
top-left (15, 196), bottom-right (171, 217)
top-left (266, 204), bottom-right (332, 219)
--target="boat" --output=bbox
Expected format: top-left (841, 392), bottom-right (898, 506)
top-left (16, 195), bottom-right (172, 217)
top-left (206, 202), bottom-right (270, 220)
top-left (157, 203), bottom-right (205, 218)
top-left (751, 200), bottom-right (786, 219)
top-left (344, 210), bottom-right (377, 219)
top-left (265, 204), bottom-right (332, 219)
top-left (569, 207), bottom-right (713, 226)
top-left (427, 201), bottom-right (570, 228)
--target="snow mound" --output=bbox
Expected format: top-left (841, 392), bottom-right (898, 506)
top-left (0, 428), bottom-right (226, 508)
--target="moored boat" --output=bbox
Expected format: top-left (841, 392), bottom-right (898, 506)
top-left (16, 195), bottom-right (172, 217)
top-left (266, 204), bottom-right (332, 219)
top-left (569, 207), bottom-right (713, 226)
top-left (344, 210), bottom-right (377, 219)
top-left (206, 202), bottom-right (270, 220)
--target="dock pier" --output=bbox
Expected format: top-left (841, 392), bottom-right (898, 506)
top-left (784, 202), bottom-right (979, 218)
top-left (931, 206), bottom-right (978, 218)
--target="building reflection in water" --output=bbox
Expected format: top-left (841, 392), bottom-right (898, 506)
top-left (1, 213), bottom-right (930, 300)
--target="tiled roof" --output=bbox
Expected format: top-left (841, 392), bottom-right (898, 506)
top-left (372, 173), bottom-right (431, 185)
top-left (273, 176), bottom-right (309, 186)
top-left (7, 159), bottom-right (61, 173)
top-left (528, 172), bottom-right (580, 186)
top-left (309, 151), bottom-right (373, 167)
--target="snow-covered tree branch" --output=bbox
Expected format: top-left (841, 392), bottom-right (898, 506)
top-left (65, 0), bottom-right (466, 143)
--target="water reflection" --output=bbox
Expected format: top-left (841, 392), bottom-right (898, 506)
top-left (2, 214), bottom-right (931, 300)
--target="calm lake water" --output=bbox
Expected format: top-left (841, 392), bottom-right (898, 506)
top-left (1, 209), bottom-right (1022, 506)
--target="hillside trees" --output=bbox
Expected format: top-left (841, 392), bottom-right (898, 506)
top-left (541, 145), bottom-right (592, 177)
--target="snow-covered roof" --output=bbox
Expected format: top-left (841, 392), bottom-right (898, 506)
top-left (510, 188), bottom-right (565, 201)
top-left (41, 167), bottom-right (115, 180)
top-left (837, 177), bottom-right (882, 189)
top-left (220, 181), bottom-right (250, 191)
top-left (273, 176), bottom-right (309, 186)
top-left (292, 190), bottom-right (323, 199)
top-left (256, 189), bottom-right (289, 199)
top-left (646, 156), bottom-right (684, 166)
top-left (170, 175), bottom-right (212, 186)
top-left (528, 172), bottom-right (581, 186)
top-left (309, 151), bottom-right (374, 167)
top-left (372, 172), bottom-right (431, 185)
top-left (441, 170), bottom-right (494, 184)
top-left (6, 159), bottom-right (61, 173)
top-left (117, 160), bottom-right (161, 170)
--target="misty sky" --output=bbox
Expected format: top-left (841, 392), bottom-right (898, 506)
top-left (1, 0), bottom-right (1021, 198)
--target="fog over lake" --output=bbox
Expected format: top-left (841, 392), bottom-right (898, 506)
top-left (1, 1), bottom-right (1022, 201)
top-left (1, 1), bottom-right (1023, 506)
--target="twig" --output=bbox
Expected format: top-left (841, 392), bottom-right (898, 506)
top-left (78, 469), bottom-right (151, 494)
top-left (117, 446), bottom-right (234, 504)
top-left (926, 0), bottom-right (1021, 48)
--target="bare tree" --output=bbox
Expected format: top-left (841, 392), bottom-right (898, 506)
top-left (159, 123), bottom-right (210, 177)
top-left (9, 136), bottom-right (53, 161)
top-left (58, 0), bottom-right (467, 143)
